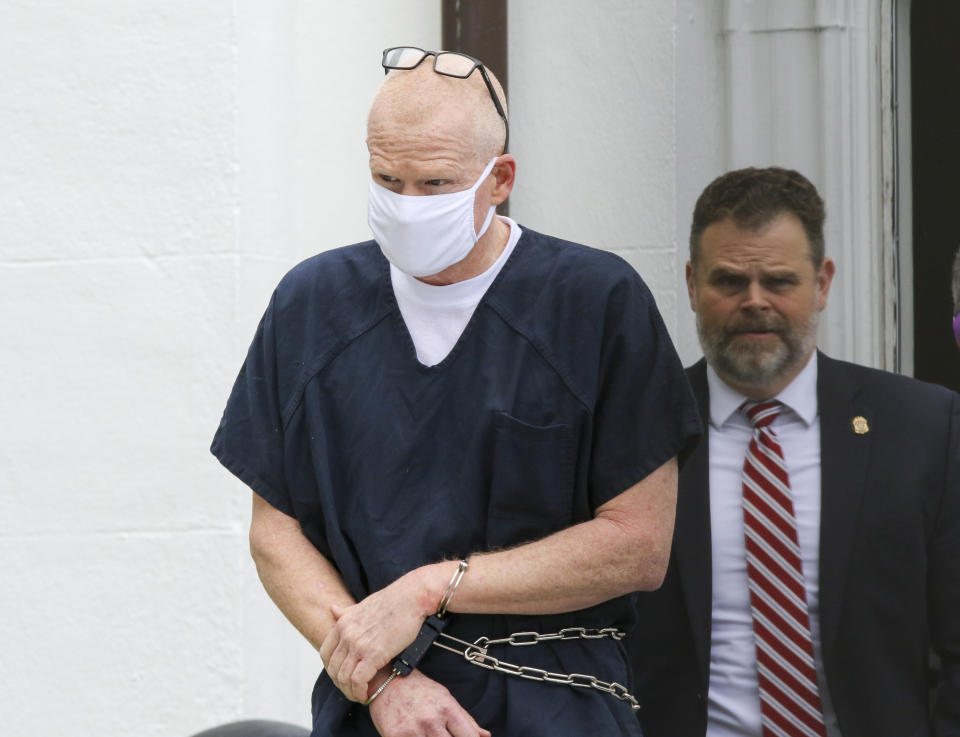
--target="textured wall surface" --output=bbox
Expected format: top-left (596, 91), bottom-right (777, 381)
top-left (673, 0), bottom-right (727, 364)
top-left (0, 2), bottom-right (437, 735)
top-left (509, 0), bottom-right (682, 340)
top-left (1, 3), bottom-right (244, 736)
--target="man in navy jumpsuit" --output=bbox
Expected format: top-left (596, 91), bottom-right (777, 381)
top-left (212, 48), bottom-right (700, 737)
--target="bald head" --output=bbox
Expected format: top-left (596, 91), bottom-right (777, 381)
top-left (367, 59), bottom-right (507, 166)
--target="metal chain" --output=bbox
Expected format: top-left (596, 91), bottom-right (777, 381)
top-left (430, 627), bottom-right (640, 712)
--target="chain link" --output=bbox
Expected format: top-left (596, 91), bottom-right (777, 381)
top-left (431, 627), bottom-right (640, 712)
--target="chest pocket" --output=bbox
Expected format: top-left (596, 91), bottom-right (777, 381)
top-left (486, 411), bottom-right (575, 548)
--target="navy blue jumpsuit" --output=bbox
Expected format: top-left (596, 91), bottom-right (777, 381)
top-left (212, 227), bottom-right (701, 736)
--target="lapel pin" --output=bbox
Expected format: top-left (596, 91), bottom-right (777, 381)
top-left (852, 416), bottom-right (869, 434)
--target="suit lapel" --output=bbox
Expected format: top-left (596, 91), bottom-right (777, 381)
top-left (676, 359), bottom-right (714, 689)
top-left (677, 354), bottom-right (871, 691)
top-left (816, 352), bottom-right (871, 653)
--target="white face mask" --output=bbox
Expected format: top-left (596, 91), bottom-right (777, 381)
top-left (367, 157), bottom-right (499, 277)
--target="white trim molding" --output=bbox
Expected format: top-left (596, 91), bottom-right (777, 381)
top-left (722, 0), bottom-right (900, 370)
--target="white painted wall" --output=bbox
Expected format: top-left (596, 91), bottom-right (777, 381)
top-left (673, 0), bottom-right (728, 364)
top-left (1, 3), bottom-right (437, 735)
top-left (2, 4), bottom-right (244, 736)
top-left (510, 0), bottom-right (683, 340)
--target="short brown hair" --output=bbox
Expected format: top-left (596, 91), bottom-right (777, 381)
top-left (690, 167), bottom-right (826, 267)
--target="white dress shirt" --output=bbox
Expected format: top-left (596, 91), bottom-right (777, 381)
top-left (705, 353), bottom-right (841, 736)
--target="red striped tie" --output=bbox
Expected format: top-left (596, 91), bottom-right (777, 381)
top-left (742, 401), bottom-right (826, 737)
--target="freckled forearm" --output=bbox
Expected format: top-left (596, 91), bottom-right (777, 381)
top-left (440, 519), bottom-right (668, 616)
top-left (249, 494), bottom-right (354, 652)
top-left (426, 458), bottom-right (678, 617)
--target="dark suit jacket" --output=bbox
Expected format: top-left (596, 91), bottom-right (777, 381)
top-left (626, 352), bottom-right (960, 737)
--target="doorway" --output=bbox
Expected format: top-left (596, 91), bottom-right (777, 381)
top-left (911, 0), bottom-right (960, 392)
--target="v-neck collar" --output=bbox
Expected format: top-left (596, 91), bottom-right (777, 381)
top-left (382, 219), bottom-right (526, 371)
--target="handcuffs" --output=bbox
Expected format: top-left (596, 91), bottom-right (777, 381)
top-left (363, 559), bottom-right (467, 705)
top-left (362, 558), bottom-right (640, 712)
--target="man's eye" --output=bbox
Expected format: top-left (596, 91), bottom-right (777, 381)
top-left (379, 174), bottom-right (398, 183)
top-left (714, 275), bottom-right (746, 288)
top-left (425, 179), bottom-right (448, 187)
top-left (765, 276), bottom-right (796, 290)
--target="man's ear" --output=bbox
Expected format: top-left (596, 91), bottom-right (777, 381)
top-left (490, 155), bottom-right (516, 206)
top-left (816, 257), bottom-right (836, 311)
top-left (685, 260), bottom-right (697, 311)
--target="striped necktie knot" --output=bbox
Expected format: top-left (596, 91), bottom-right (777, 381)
top-left (744, 400), bottom-right (782, 430)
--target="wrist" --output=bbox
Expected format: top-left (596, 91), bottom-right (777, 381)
top-left (408, 563), bottom-right (447, 618)
top-left (436, 558), bottom-right (469, 616)
top-left (364, 666), bottom-right (398, 705)
top-left (410, 560), bottom-right (463, 617)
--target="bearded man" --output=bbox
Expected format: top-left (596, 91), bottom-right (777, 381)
top-left (212, 47), bottom-right (700, 737)
top-left (626, 167), bottom-right (960, 737)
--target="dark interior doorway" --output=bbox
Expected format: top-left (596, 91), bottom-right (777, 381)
top-left (911, 0), bottom-right (960, 392)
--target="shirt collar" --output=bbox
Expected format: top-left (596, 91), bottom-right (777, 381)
top-left (707, 351), bottom-right (819, 429)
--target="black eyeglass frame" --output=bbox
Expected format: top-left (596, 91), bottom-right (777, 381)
top-left (381, 46), bottom-right (509, 151)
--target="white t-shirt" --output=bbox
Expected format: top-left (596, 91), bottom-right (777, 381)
top-left (390, 216), bottom-right (522, 367)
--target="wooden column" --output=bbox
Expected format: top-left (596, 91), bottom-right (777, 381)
top-left (442, 0), bottom-right (508, 95)
top-left (442, 0), bottom-right (508, 208)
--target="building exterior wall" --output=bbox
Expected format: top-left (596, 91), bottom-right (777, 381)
top-left (2, 3), bottom-right (245, 735)
top-left (1, 2), bottom-right (890, 734)
top-left (509, 0), bottom-right (681, 340)
top-left (1, 3), bottom-right (438, 734)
